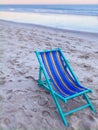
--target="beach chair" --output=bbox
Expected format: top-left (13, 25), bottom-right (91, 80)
top-left (35, 48), bottom-right (96, 127)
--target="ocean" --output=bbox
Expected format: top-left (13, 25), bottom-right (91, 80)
top-left (0, 4), bottom-right (98, 33)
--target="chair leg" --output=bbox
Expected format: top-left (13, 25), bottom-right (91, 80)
top-left (83, 93), bottom-right (96, 113)
top-left (52, 94), bottom-right (68, 126)
top-left (38, 67), bottom-right (44, 86)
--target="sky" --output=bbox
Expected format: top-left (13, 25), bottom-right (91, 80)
top-left (0, 0), bottom-right (98, 4)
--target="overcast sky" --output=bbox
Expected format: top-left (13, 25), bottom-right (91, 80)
top-left (0, 0), bottom-right (98, 4)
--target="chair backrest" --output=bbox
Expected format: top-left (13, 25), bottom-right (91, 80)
top-left (39, 49), bottom-right (85, 97)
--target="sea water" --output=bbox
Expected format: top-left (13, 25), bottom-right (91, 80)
top-left (0, 4), bottom-right (98, 33)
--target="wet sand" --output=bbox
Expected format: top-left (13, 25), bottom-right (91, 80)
top-left (0, 20), bottom-right (98, 130)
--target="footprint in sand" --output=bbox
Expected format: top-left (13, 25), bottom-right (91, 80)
top-left (42, 109), bottom-right (58, 119)
top-left (84, 77), bottom-right (93, 83)
top-left (6, 90), bottom-right (13, 94)
top-left (42, 110), bottom-right (50, 117)
top-left (38, 96), bottom-right (48, 106)
top-left (6, 90), bottom-right (13, 100)
top-left (81, 64), bottom-right (93, 71)
top-left (4, 118), bottom-right (10, 126)
top-left (78, 55), bottom-right (89, 59)
top-left (49, 110), bottom-right (59, 119)
top-left (95, 51), bottom-right (98, 54)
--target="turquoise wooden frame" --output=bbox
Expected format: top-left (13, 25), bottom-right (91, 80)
top-left (35, 48), bottom-right (96, 127)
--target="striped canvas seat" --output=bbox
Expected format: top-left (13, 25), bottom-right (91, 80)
top-left (40, 50), bottom-right (87, 98)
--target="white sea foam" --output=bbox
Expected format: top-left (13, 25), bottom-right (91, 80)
top-left (9, 8), bottom-right (15, 11)
top-left (0, 11), bottom-right (98, 33)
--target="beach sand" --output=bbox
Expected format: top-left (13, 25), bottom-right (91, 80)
top-left (0, 20), bottom-right (98, 130)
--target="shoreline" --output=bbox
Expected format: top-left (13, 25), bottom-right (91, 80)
top-left (1, 19), bottom-right (98, 41)
top-left (0, 20), bottom-right (98, 130)
top-left (0, 11), bottom-right (98, 34)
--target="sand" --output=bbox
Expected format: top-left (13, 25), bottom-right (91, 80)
top-left (0, 20), bottom-right (98, 130)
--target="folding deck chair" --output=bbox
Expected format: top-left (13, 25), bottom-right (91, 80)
top-left (35, 48), bottom-right (96, 127)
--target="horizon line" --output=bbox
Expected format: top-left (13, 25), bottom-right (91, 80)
top-left (0, 3), bottom-right (98, 5)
